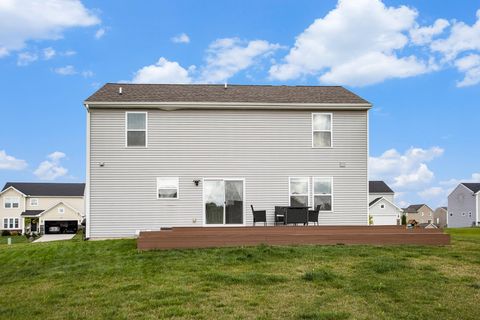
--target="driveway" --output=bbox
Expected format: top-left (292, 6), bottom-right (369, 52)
top-left (34, 234), bottom-right (75, 243)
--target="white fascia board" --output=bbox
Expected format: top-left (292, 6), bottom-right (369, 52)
top-left (84, 101), bottom-right (372, 111)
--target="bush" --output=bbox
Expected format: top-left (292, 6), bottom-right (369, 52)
top-left (1, 230), bottom-right (11, 236)
top-left (401, 214), bottom-right (407, 225)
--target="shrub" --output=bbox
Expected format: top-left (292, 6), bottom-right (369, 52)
top-left (1, 230), bottom-right (11, 236)
top-left (401, 214), bottom-right (407, 225)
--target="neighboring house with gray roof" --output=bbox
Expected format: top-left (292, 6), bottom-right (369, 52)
top-left (0, 182), bottom-right (85, 234)
top-left (404, 204), bottom-right (434, 224)
top-left (448, 183), bottom-right (480, 227)
top-left (368, 181), bottom-right (401, 225)
top-left (84, 83), bottom-right (371, 238)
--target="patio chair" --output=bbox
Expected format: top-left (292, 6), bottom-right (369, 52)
top-left (250, 205), bottom-right (267, 226)
top-left (308, 205), bottom-right (320, 225)
top-left (274, 206), bottom-right (286, 225)
top-left (285, 207), bottom-right (308, 225)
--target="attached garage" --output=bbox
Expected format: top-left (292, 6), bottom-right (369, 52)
top-left (39, 202), bottom-right (83, 235)
top-left (369, 197), bottom-right (402, 226)
top-left (44, 220), bottom-right (78, 234)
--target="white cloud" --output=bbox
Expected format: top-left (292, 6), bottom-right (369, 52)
top-left (17, 51), bottom-right (38, 66)
top-left (54, 65), bottom-right (77, 75)
top-left (369, 146), bottom-right (444, 188)
top-left (269, 0), bottom-right (429, 86)
top-left (0, 150), bottom-right (27, 170)
top-left (82, 70), bottom-right (94, 78)
top-left (43, 47), bottom-right (56, 60)
top-left (95, 27), bottom-right (106, 39)
top-left (430, 9), bottom-right (480, 61)
top-left (410, 19), bottom-right (449, 45)
top-left (199, 38), bottom-right (281, 83)
top-left (418, 186), bottom-right (445, 199)
top-left (454, 54), bottom-right (480, 87)
top-left (0, 0), bottom-right (100, 56)
top-left (131, 57), bottom-right (193, 84)
top-left (34, 151), bottom-right (68, 181)
top-left (171, 33), bottom-right (190, 44)
top-left (63, 50), bottom-right (76, 56)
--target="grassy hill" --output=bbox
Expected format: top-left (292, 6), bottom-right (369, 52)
top-left (0, 228), bottom-right (479, 319)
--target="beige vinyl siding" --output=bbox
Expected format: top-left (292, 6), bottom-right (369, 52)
top-left (25, 197), bottom-right (84, 214)
top-left (40, 203), bottom-right (82, 224)
top-left (89, 108), bottom-right (368, 238)
top-left (0, 188), bottom-right (25, 230)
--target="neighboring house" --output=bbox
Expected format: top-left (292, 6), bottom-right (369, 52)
top-left (403, 204), bottom-right (435, 224)
top-left (434, 207), bottom-right (448, 227)
top-left (447, 183), bottom-right (480, 228)
top-left (0, 183), bottom-right (85, 234)
top-left (368, 180), bottom-right (402, 225)
top-left (84, 84), bottom-right (371, 238)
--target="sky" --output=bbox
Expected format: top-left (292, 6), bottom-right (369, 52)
top-left (0, 0), bottom-right (479, 208)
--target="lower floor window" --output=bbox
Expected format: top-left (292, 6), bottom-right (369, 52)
top-left (157, 177), bottom-right (179, 199)
top-left (289, 176), bottom-right (333, 211)
top-left (3, 218), bottom-right (19, 229)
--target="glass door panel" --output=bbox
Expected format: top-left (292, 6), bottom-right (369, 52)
top-left (225, 180), bottom-right (244, 224)
top-left (204, 180), bottom-right (224, 224)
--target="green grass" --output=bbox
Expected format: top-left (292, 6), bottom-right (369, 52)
top-left (0, 235), bottom-right (29, 245)
top-left (1, 228), bottom-right (480, 319)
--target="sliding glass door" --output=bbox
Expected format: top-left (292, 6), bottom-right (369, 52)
top-left (204, 179), bottom-right (244, 225)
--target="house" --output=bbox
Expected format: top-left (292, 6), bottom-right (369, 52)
top-left (434, 207), bottom-right (448, 227)
top-left (403, 204), bottom-right (434, 224)
top-left (368, 181), bottom-right (402, 225)
top-left (84, 84), bottom-right (371, 238)
top-left (0, 182), bottom-right (85, 234)
top-left (447, 183), bottom-right (480, 227)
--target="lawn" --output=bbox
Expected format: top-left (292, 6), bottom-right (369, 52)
top-left (0, 229), bottom-right (479, 320)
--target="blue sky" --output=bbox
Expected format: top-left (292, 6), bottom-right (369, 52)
top-left (1, 0), bottom-right (479, 208)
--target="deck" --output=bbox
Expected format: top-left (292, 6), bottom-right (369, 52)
top-left (137, 226), bottom-right (451, 250)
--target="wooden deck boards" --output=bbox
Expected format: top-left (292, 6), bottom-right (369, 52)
top-left (137, 226), bottom-right (450, 250)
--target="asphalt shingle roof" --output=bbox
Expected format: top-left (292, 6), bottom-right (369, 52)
top-left (85, 84), bottom-right (371, 105)
top-left (404, 204), bottom-right (426, 213)
top-left (369, 197), bottom-right (383, 206)
top-left (2, 183), bottom-right (85, 197)
top-left (369, 181), bottom-right (394, 193)
top-left (21, 210), bottom-right (44, 216)
top-left (462, 183), bottom-right (480, 193)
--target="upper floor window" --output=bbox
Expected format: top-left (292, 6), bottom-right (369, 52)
top-left (312, 113), bottom-right (332, 148)
top-left (4, 197), bottom-right (19, 209)
top-left (58, 207), bottom-right (65, 214)
top-left (313, 177), bottom-right (332, 211)
top-left (289, 177), bottom-right (309, 207)
top-left (126, 112), bottom-right (147, 147)
top-left (157, 177), bottom-right (179, 199)
top-left (380, 204), bottom-right (385, 209)
top-left (30, 198), bottom-right (39, 206)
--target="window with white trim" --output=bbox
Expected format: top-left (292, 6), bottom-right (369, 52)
top-left (30, 198), bottom-right (39, 206)
top-left (58, 207), bottom-right (65, 214)
top-left (4, 197), bottom-right (20, 209)
top-left (313, 177), bottom-right (333, 211)
top-left (380, 204), bottom-right (385, 209)
top-left (312, 113), bottom-right (332, 148)
top-left (157, 177), bottom-right (179, 199)
top-left (469, 212), bottom-right (472, 218)
top-left (3, 218), bottom-right (19, 229)
top-left (126, 112), bottom-right (147, 147)
top-left (289, 177), bottom-right (309, 207)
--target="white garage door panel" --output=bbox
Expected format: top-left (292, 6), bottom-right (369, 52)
top-left (372, 215), bottom-right (397, 225)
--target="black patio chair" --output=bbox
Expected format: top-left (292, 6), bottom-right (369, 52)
top-left (285, 207), bottom-right (308, 225)
top-left (308, 205), bottom-right (320, 225)
top-left (274, 206), bottom-right (286, 225)
top-left (250, 205), bottom-right (267, 226)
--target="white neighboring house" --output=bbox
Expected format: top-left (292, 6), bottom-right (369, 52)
top-left (447, 183), bottom-right (480, 228)
top-left (368, 181), bottom-right (402, 225)
top-left (0, 183), bottom-right (85, 234)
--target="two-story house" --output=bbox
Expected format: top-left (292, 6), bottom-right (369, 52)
top-left (448, 183), bottom-right (480, 227)
top-left (404, 204), bottom-right (435, 225)
top-left (84, 84), bottom-right (371, 239)
top-left (0, 183), bottom-right (85, 234)
top-left (368, 180), bottom-right (402, 225)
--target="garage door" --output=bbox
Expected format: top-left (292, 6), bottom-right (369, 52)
top-left (372, 215), bottom-right (398, 226)
top-left (44, 220), bottom-right (78, 234)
